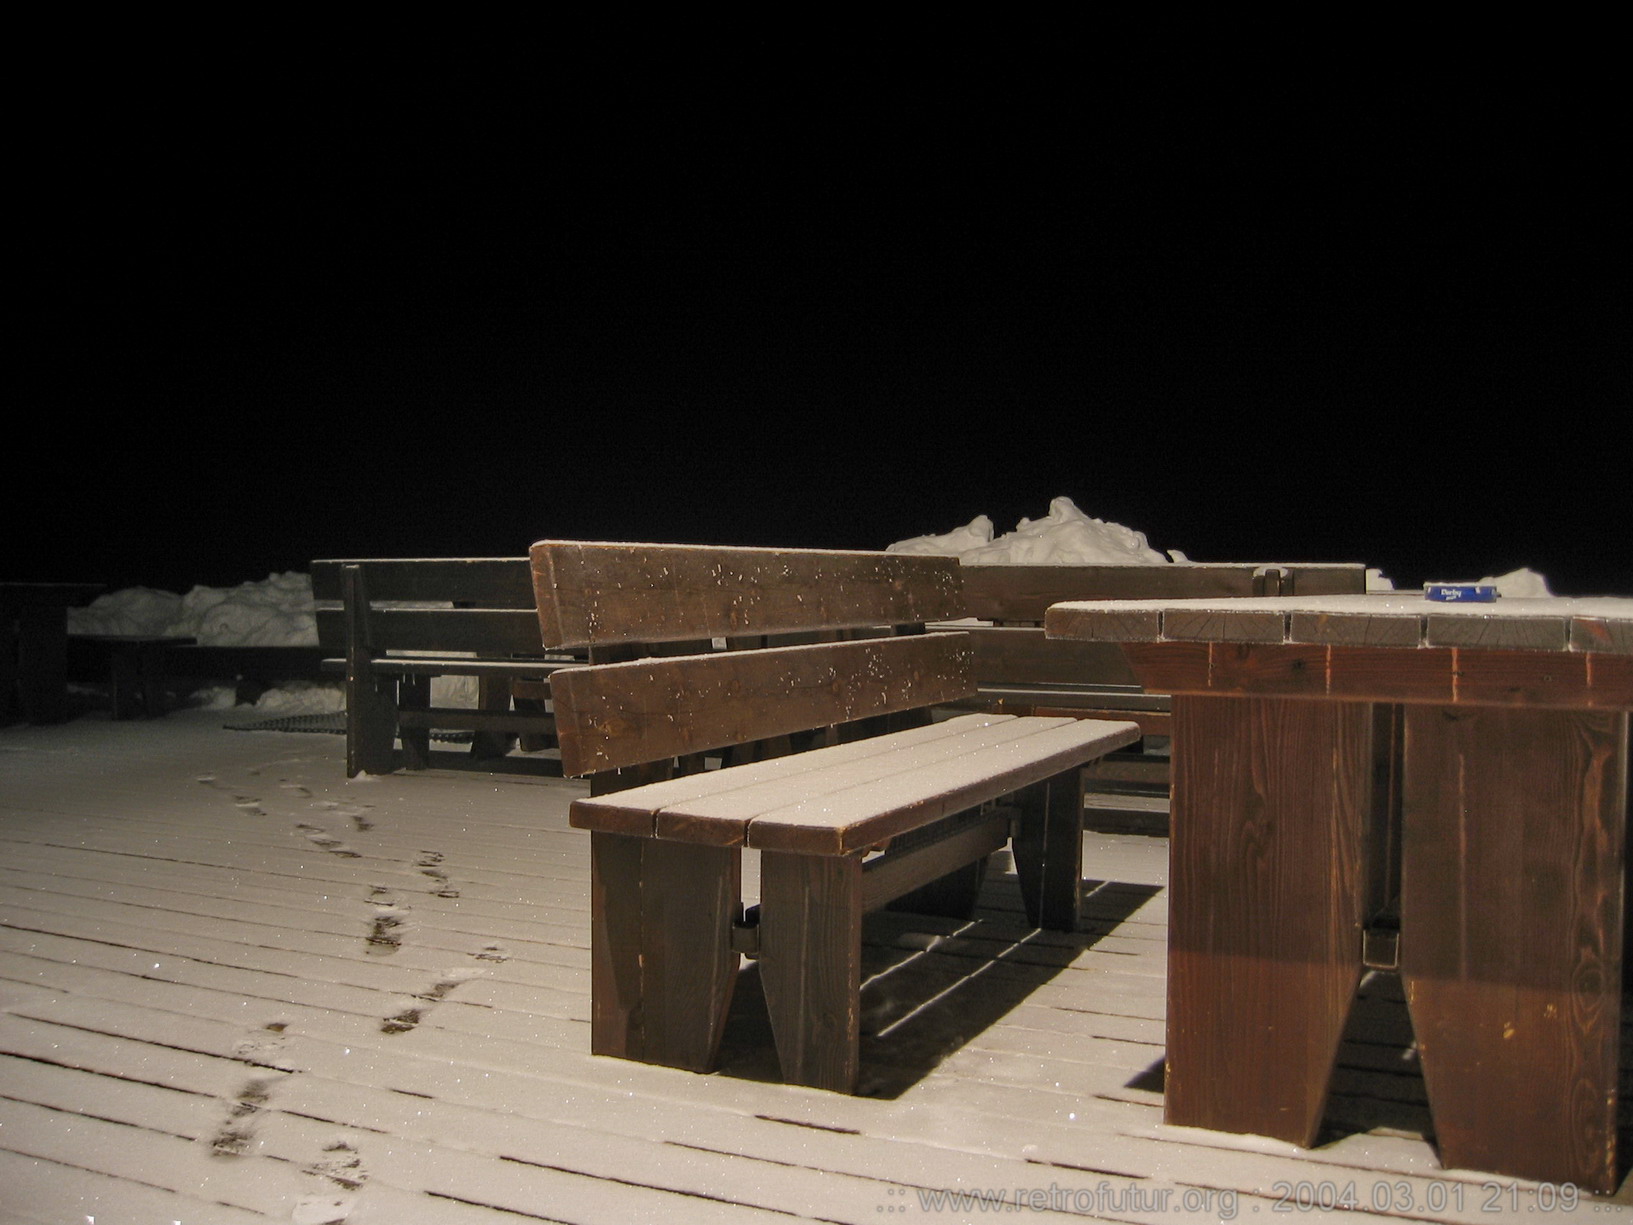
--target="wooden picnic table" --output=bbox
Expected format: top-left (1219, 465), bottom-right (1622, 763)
top-left (1, 582), bottom-right (104, 724)
top-left (1045, 592), bottom-right (1633, 1193)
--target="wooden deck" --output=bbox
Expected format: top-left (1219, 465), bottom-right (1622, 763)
top-left (1, 710), bottom-right (1628, 1223)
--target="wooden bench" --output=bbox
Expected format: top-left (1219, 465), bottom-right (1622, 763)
top-left (531, 540), bottom-right (1142, 1093)
top-left (66, 634), bottom-right (197, 717)
top-left (953, 562), bottom-right (1371, 831)
top-left (163, 644), bottom-right (331, 704)
top-left (2, 582), bottom-right (104, 724)
top-left (65, 637), bottom-right (331, 717)
top-left (311, 558), bottom-right (581, 777)
top-left (64, 633), bottom-right (338, 718)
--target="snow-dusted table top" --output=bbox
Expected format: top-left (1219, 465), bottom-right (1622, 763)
top-left (1044, 593), bottom-right (1633, 655)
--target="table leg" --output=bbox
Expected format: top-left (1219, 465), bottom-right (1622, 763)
top-left (108, 640), bottom-right (143, 719)
top-left (1165, 694), bottom-right (1374, 1146)
top-left (588, 831), bottom-right (741, 1073)
top-left (1400, 706), bottom-right (1625, 1193)
top-left (1, 607), bottom-right (20, 724)
top-left (17, 604), bottom-right (70, 723)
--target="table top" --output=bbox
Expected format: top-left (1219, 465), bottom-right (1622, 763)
top-left (1045, 593), bottom-right (1633, 655)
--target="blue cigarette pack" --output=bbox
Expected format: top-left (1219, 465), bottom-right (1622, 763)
top-left (1424, 584), bottom-right (1499, 602)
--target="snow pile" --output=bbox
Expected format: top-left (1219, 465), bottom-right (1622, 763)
top-left (68, 572), bottom-right (347, 712)
top-left (888, 497), bottom-right (1170, 564)
top-left (886, 514), bottom-right (998, 557)
top-left (1474, 567), bottom-right (1554, 597)
top-left (68, 572), bottom-right (487, 712)
top-left (186, 571), bottom-right (320, 646)
top-left (189, 678), bottom-right (345, 714)
top-left (55, 514), bottom-right (1558, 716)
top-left (64, 585), bottom-right (190, 638)
top-left (886, 497), bottom-right (1552, 596)
top-left (69, 572), bottom-right (320, 647)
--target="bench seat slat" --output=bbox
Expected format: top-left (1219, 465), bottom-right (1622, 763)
top-left (320, 656), bottom-right (575, 678)
top-left (654, 716), bottom-right (1084, 846)
top-left (569, 713), bottom-right (1141, 855)
top-left (569, 713), bottom-right (1020, 837)
top-left (658, 715), bottom-right (1064, 832)
top-left (743, 716), bottom-right (1140, 854)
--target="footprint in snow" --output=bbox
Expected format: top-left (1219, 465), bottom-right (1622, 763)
top-left (415, 849), bottom-right (459, 898)
top-left (293, 1139), bottom-right (369, 1224)
top-left (208, 1074), bottom-right (281, 1158)
top-left (231, 1019), bottom-right (293, 1067)
top-left (245, 754), bottom-right (319, 779)
top-left (196, 774), bottom-right (268, 817)
top-left (296, 823), bottom-right (362, 858)
top-left (313, 798), bottom-right (375, 832)
top-left (365, 887), bottom-right (407, 955)
top-left (380, 947), bottom-right (505, 1034)
top-left (380, 981), bottom-right (457, 1035)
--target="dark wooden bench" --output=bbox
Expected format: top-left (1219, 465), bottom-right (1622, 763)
top-left (66, 634), bottom-right (197, 717)
top-left (311, 559), bottom-right (582, 777)
top-left (163, 644), bottom-right (331, 704)
top-left (531, 540), bottom-right (1142, 1093)
top-left (3, 582), bottom-right (104, 724)
top-left (65, 637), bottom-right (331, 717)
top-left (952, 562), bottom-right (1371, 831)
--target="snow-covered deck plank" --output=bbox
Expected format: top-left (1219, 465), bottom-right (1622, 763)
top-left (1, 711), bottom-right (1629, 1222)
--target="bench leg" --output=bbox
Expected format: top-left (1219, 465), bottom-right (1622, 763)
top-left (516, 693), bottom-right (554, 753)
top-left (346, 674), bottom-right (399, 778)
top-left (1013, 768), bottom-right (1086, 931)
top-left (105, 641), bottom-right (173, 719)
top-left (471, 674), bottom-right (516, 760)
top-left (759, 850), bottom-right (864, 1092)
top-left (398, 676), bottom-right (432, 770)
top-left (589, 831), bottom-right (740, 1073)
top-left (342, 564), bottom-right (397, 778)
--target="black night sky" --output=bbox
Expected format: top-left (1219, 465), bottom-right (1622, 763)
top-left (18, 25), bottom-right (1629, 598)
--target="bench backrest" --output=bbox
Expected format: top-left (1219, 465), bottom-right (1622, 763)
top-left (312, 558), bottom-right (550, 657)
top-left (530, 541), bottom-right (974, 777)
